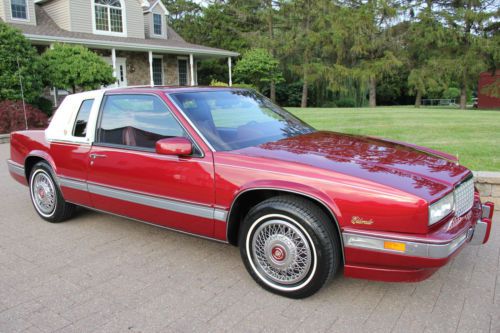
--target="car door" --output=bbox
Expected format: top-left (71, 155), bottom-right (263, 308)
top-left (86, 93), bottom-right (216, 238)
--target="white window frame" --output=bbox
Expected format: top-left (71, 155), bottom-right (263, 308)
top-left (177, 56), bottom-right (189, 86)
top-left (10, 0), bottom-right (29, 22)
top-left (152, 13), bottom-right (162, 36)
top-left (91, 0), bottom-right (127, 37)
top-left (152, 55), bottom-right (164, 86)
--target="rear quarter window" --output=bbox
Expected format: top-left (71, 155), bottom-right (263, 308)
top-left (73, 99), bottom-right (94, 137)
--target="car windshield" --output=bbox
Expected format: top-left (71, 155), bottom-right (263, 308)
top-left (168, 90), bottom-right (315, 151)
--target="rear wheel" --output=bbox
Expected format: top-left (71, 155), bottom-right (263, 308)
top-left (239, 195), bottom-right (341, 298)
top-left (29, 161), bottom-right (75, 222)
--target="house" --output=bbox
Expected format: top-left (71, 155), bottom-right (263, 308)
top-left (0, 0), bottom-right (238, 102)
top-left (477, 70), bottom-right (500, 109)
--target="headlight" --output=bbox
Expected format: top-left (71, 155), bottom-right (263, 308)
top-left (429, 192), bottom-right (454, 226)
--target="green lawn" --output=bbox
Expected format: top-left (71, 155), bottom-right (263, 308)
top-left (286, 106), bottom-right (500, 171)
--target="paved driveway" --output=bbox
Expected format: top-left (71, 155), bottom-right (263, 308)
top-left (1, 143), bottom-right (499, 333)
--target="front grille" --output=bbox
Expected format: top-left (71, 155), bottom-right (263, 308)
top-left (454, 177), bottom-right (474, 216)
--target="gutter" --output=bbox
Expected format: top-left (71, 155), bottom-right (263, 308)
top-left (24, 34), bottom-right (240, 57)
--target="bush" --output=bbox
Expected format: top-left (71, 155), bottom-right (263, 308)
top-left (210, 79), bottom-right (228, 87)
top-left (33, 96), bottom-right (54, 116)
top-left (335, 97), bottom-right (356, 107)
top-left (442, 87), bottom-right (460, 100)
top-left (209, 79), bottom-right (256, 90)
top-left (0, 100), bottom-right (49, 133)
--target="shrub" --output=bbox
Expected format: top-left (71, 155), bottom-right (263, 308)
top-left (0, 100), bottom-right (49, 133)
top-left (210, 79), bottom-right (228, 87)
top-left (335, 97), bottom-right (356, 108)
top-left (234, 48), bottom-right (283, 91)
top-left (209, 79), bottom-right (256, 90)
top-left (442, 87), bottom-right (460, 100)
top-left (33, 96), bottom-right (54, 116)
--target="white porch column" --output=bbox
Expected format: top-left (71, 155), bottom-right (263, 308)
top-left (148, 51), bottom-right (154, 86)
top-left (111, 48), bottom-right (117, 86)
top-left (228, 57), bottom-right (232, 87)
top-left (49, 44), bottom-right (58, 105)
top-left (189, 53), bottom-right (195, 86)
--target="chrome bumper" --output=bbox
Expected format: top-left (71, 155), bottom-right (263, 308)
top-left (343, 229), bottom-right (472, 259)
top-left (7, 160), bottom-right (25, 177)
top-left (470, 203), bottom-right (495, 245)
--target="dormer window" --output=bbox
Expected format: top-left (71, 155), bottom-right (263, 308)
top-left (11, 0), bottom-right (28, 20)
top-left (94, 0), bottom-right (125, 35)
top-left (153, 13), bottom-right (162, 35)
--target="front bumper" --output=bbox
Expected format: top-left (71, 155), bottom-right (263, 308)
top-left (343, 203), bottom-right (494, 282)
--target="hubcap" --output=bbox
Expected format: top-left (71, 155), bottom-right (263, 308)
top-left (32, 171), bottom-right (56, 215)
top-left (251, 219), bottom-right (312, 285)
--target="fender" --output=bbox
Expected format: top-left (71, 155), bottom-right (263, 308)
top-left (227, 179), bottom-right (345, 260)
top-left (24, 150), bottom-right (58, 178)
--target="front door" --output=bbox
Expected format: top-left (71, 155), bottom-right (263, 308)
top-left (103, 57), bottom-right (128, 87)
top-left (86, 93), bottom-right (216, 237)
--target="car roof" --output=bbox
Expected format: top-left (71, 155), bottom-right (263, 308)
top-left (103, 86), bottom-right (245, 95)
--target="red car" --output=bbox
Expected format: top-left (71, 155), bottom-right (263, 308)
top-left (7, 87), bottom-right (494, 298)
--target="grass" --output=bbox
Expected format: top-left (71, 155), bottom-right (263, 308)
top-left (286, 106), bottom-right (500, 171)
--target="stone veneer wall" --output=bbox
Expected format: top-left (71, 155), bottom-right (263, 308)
top-left (116, 51), bottom-right (180, 86)
top-left (474, 171), bottom-right (500, 210)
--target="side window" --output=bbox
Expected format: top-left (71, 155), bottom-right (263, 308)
top-left (73, 99), bottom-right (94, 137)
top-left (97, 94), bottom-right (187, 150)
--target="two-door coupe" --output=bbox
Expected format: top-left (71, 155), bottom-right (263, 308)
top-left (7, 87), bottom-right (494, 298)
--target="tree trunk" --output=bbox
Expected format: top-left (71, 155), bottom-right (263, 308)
top-left (270, 82), bottom-right (276, 102)
top-left (369, 77), bottom-right (376, 107)
top-left (301, 77), bottom-right (308, 108)
top-left (414, 90), bottom-right (422, 108)
top-left (460, 86), bottom-right (467, 110)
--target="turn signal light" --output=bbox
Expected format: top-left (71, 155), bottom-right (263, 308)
top-left (384, 241), bottom-right (406, 252)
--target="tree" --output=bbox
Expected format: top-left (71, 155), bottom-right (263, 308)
top-left (234, 48), bottom-right (283, 91)
top-left (405, 1), bottom-right (449, 107)
top-left (41, 44), bottom-right (115, 93)
top-left (0, 22), bottom-right (43, 103)
top-left (435, 0), bottom-right (496, 109)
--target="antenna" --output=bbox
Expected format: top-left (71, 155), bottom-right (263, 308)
top-left (16, 57), bottom-right (28, 130)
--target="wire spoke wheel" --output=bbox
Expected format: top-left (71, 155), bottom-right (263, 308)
top-left (31, 171), bottom-right (57, 216)
top-left (250, 218), bottom-right (313, 286)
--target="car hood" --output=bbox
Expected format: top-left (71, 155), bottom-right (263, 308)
top-left (231, 131), bottom-right (471, 201)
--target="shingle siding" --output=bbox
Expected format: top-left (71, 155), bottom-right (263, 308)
top-left (124, 0), bottom-right (144, 38)
top-left (42, 0), bottom-right (70, 31)
top-left (69, 0), bottom-right (92, 33)
top-left (143, 12), bottom-right (150, 37)
top-left (1, 0), bottom-right (36, 25)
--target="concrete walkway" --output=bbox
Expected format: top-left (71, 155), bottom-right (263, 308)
top-left (0, 143), bottom-right (499, 333)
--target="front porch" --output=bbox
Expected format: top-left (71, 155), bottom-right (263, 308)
top-left (96, 48), bottom-right (233, 88)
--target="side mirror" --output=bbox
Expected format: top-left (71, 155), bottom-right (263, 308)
top-left (156, 137), bottom-right (192, 156)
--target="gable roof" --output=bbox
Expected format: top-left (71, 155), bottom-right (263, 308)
top-left (143, 0), bottom-right (168, 14)
top-left (7, 5), bottom-right (237, 57)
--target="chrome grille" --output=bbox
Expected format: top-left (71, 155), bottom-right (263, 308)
top-left (454, 177), bottom-right (474, 216)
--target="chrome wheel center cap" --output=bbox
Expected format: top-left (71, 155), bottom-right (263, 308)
top-left (272, 246), bottom-right (286, 261)
top-left (264, 234), bottom-right (297, 269)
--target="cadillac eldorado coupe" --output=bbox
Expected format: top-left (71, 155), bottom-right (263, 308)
top-left (7, 87), bottom-right (494, 298)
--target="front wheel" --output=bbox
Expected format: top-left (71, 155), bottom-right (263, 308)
top-left (239, 195), bottom-right (341, 298)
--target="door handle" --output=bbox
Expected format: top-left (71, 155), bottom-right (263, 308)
top-left (90, 153), bottom-right (107, 160)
